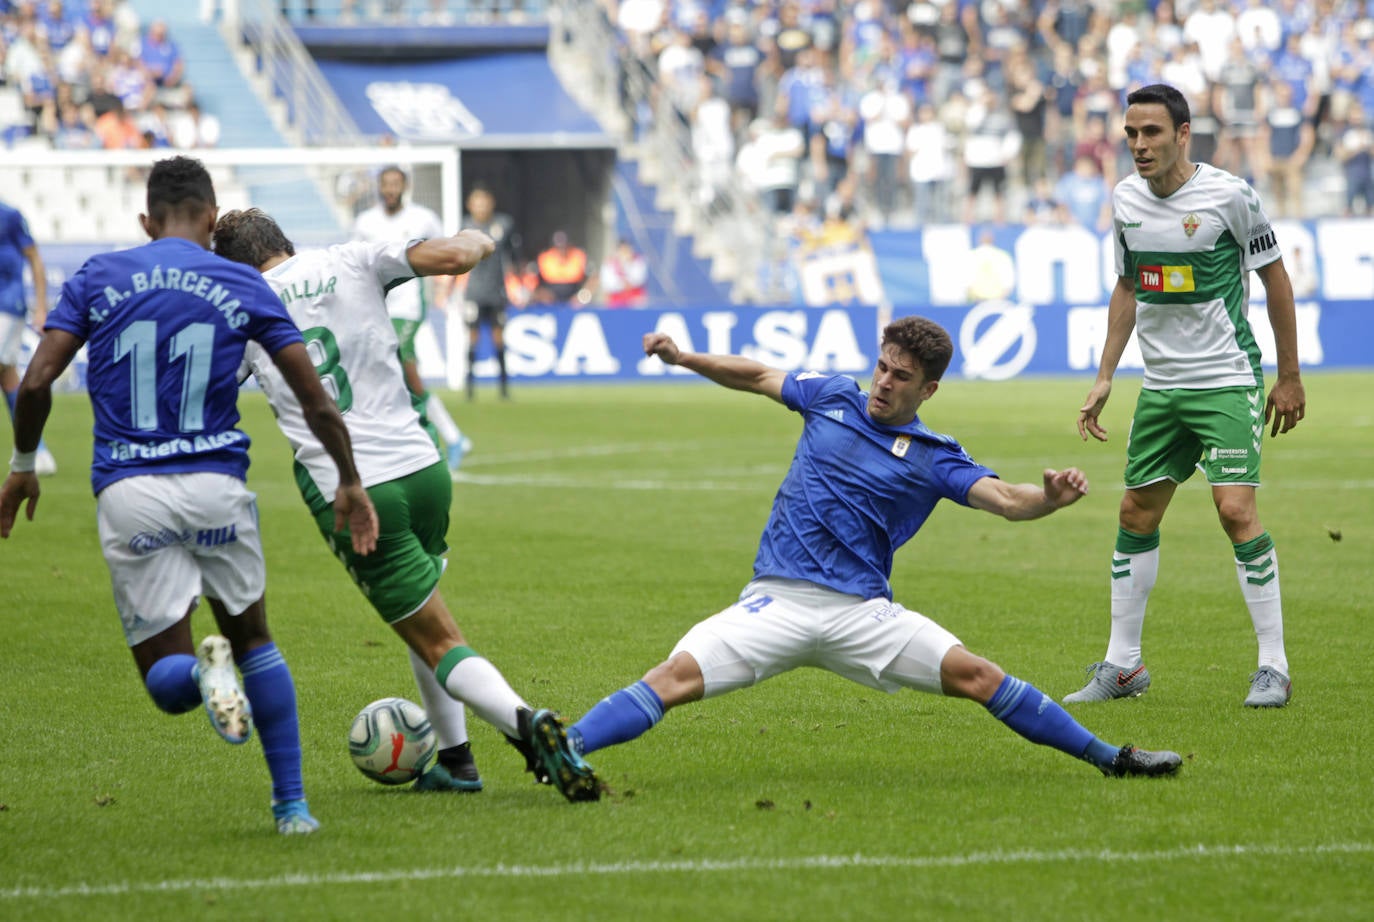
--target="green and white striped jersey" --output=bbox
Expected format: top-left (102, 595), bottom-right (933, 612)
top-left (244, 240), bottom-right (441, 503)
top-left (1112, 162), bottom-right (1281, 389)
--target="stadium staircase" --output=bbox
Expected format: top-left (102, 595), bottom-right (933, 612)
top-left (612, 156), bottom-right (731, 305)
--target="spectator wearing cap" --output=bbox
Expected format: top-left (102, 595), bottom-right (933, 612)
top-left (536, 231), bottom-right (593, 305)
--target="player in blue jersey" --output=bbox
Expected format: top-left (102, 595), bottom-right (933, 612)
top-left (0, 156), bottom-right (379, 835)
top-left (0, 200), bottom-right (56, 476)
top-left (527, 318), bottom-right (1182, 793)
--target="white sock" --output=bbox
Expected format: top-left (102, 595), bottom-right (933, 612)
top-left (441, 654), bottom-right (528, 738)
top-left (1105, 545), bottom-right (1158, 667)
top-left (425, 393), bottom-right (462, 445)
top-left (1237, 546), bottom-right (1287, 674)
top-left (409, 648), bottom-right (467, 750)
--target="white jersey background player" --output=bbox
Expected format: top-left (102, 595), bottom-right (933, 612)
top-left (1069, 83), bottom-right (1305, 709)
top-left (215, 208), bottom-right (591, 796)
top-left (352, 165), bottom-right (470, 470)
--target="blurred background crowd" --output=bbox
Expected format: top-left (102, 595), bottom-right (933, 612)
top-left (602, 0), bottom-right (1374, 237)
top-left (5, 0), bottom-right (1373, 290)
top-left (0, 1), bottom-right (220, 151)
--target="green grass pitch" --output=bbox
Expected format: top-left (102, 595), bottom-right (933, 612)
top-left (2, 373), bottom-right (1371, 921)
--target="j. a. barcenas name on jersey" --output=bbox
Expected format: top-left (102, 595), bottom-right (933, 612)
top-left (97, 265), bottom-right (253, 329)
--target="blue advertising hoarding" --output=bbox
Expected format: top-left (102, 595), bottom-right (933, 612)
top-left (21, 225), bottom-right (1373, 391)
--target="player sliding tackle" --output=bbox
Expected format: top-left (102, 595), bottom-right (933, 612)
top-left (526, 319), bottom-right (1182, 788)
top-left (213, 208), bottom-right (597, 802)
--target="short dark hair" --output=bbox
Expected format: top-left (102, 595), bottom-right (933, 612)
top-left (881, 316), bottom-right (954, 381)
top-left (378, 165), bottom-right (407, 185)
top-left (212, 208), bottom-right (295, 267)
top-left (146, 155), bottom-right (215, 223)
top-left (1126, 83), bottom-right (1191, 129)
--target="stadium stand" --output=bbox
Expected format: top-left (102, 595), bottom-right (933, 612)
top-left (4, 0), bottom-right (1371, 297)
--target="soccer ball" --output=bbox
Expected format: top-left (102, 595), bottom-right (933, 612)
top-left (348, 697), bottom-right (436, 785)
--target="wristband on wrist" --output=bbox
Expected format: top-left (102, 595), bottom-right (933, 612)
top-left (10, 449), bottom-right (37, 473)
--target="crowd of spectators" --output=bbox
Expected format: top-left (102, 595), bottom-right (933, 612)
top-left (0, 0), bottom-right (218, 151)
top-left (607, 0), bottom-right (1374, 240)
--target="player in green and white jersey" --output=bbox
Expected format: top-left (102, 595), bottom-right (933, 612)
top-left (216, 208), bottom-right (597, 800)
top-left (353, 166), bottom-right (471, 470)
top-left (1068, 83), bottom-right (1307, 709)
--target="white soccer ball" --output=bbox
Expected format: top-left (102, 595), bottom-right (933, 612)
top-left (348, 697), bottom-right (436, 785)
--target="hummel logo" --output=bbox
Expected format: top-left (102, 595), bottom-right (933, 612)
top-left (1116, 665), bottom-right (1147, 687)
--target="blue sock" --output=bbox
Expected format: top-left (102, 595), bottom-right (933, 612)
top-left (239, 643), bottom-right (305, 803)
top-left (570, 680), bottom-right (665, 756)
top-left (985, 675), bottom-right (1118, 768)
top-left (145, 654), bottom-right (201, 714)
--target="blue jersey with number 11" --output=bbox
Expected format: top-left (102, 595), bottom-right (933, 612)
top-left (46, 237), bottom-right (303, 495)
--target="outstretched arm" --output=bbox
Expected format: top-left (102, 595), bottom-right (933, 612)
top-left (966, 468), bottom-right (1089, 521)
top-left (1255, 257), bottom-right (1306, 436)
top-left (406, 230), bottom-right (495, 278)
top-left (268, 341), bottom-right (378, 555)
top-left (643, 332), bottom-right (786, 403)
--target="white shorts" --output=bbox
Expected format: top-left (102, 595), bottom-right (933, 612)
top-left (97, 472), bottom-right (266, 646)
top-left (0, 312), bottom-right (25, 366)
top-left (671, 577), bottom-right (962, 698)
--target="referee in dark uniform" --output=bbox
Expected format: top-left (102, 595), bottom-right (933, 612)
top-left (461, 184), bottom-right (519, 400)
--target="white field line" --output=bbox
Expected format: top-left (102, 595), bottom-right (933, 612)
top-left (4, 842), bottom-right (1372, 901)
top-left (454, 471), bottom-right (1374, 492)
top-left (459, 443), bottom-right (1373, 492)
top-left (454, 471), bottom-right (778, 491)
top-left (460, 442), bottom-right (710, 468)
